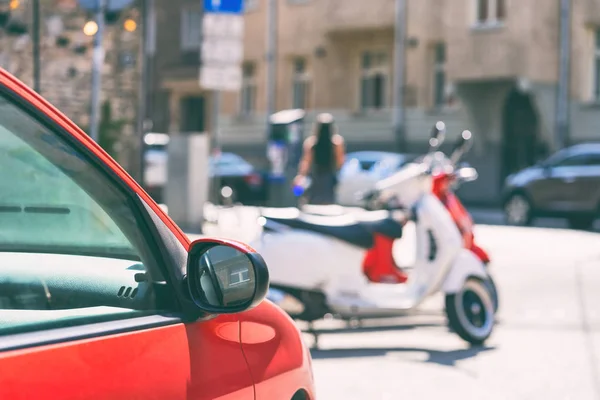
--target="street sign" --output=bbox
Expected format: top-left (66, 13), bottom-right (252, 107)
top-left (202, 38), bottom-right (243, 64)
top-left (203, 0), bottom-right (244, 14)
top-left (202, 13), bottom-right (244, 39)
top-left (77, 0), bottom-right (134, 11)
top-left (200, 0), bottom-right (245, 92)
top-left (200, 65), bottom-right (242, 92)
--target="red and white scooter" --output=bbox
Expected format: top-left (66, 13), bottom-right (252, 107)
top-left (429, 133), bottom-right (499, 312)
top-left (256, 123), bottom-right (496, 346)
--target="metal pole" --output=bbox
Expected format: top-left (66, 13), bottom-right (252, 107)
top-left (265, 0), bottom-right (277, 140)
top-left (32, 0), bottom-right (41, 94)
top-left (392, 0), bottom-right (407, 152)
top-left (211, 90), bottom-right (221, 202)
top-left (138, 0), bottom-right (155, 187)
top-left (556, 0), bottom-right (571, 150)
top-left (89, 0), bottom-right (106, 142)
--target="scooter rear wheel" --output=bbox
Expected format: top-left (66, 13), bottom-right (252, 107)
top-left (445, 277), bottom-right (495, 345)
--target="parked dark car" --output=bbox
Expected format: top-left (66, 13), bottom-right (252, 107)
top-left (209, 152), bottom-right (268, 205)
top-left (142, 133), bottom-right (267, 205)
top-left (502, 143), bottom-right (600, 230)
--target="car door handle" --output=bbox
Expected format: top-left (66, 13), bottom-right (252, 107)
top-left (562, 176), bottom-right (575, 183)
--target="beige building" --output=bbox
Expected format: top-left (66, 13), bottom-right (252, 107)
top-left (154, 0), bottom-right (600, 204)
top-left (0, 0), bottom-right (141, 172)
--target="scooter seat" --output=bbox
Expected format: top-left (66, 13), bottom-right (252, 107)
top-left (262, 209), bottom-right (403, 249)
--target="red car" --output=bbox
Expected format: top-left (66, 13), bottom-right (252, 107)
top-left (0, 69), bottom-right (315, 400)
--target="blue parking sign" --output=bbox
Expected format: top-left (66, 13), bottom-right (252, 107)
top-left (204, 0), bottom-right (244, 14)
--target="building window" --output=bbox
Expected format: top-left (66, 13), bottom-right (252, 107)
top-left (433, 43), bottom-right (446, 107)
top-left (475, 0), bottom-right (505, 25)
top-left (292, 58), bottom-right (310, 109)
top-left (360, 51), bottom-right (388, 110)
top-left (244, 0), bottom-right (258, 11)
top-left (240, 62), bottom-right (257, 115)
top-left (594, 29), bottom-right (600, 100)
top-left (180, 7), bottom-right (201, 51)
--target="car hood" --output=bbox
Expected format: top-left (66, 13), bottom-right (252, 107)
top-left (505, 165), bottom-right (544, 186)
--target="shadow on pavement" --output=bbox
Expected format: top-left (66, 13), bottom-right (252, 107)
top-left (300, 322), bottom-right (442, 336)
top-left (310, 344), bottom-right (497, 367)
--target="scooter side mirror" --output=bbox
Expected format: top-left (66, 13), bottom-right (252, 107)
top-left (455, 166), bottom-right (478, 183)
top-left (428, 121), bottom-right (446, 153)
top-left (450, 130), bottom-right (473, 164)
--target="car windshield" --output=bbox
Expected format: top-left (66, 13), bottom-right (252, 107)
top-left (0, 96), bottom-right (138, 260)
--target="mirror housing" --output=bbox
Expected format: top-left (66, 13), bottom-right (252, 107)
top-left (185, 238), bottom-right (270, 314)
top-left (450, 130), bottom-right (473, 164)
top-left (428, 121), bottom-right (446, 152)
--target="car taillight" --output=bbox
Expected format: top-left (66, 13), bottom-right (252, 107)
top-left (244, 173), bottom-right (262, 186)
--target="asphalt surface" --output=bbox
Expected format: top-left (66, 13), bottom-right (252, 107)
top-left (193, 205), bottom-right (600, 400)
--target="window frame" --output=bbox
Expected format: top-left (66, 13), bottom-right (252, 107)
top-left (291, 57), bottom-right (311, 110)
top-left (0, 83), bottom-right (191, 352)
top-left (244, 0), bottom-right (259, 12)
top-left (239, 62), bottom-right (257, 116)
top-left (432, 43), bottom-right (447, 108)
top-left (473, 0), bottom-right (506, 28)
top-left (180, 6), bottom-right (202, 52)
top-left (358, 50), bottom-right (389, 112)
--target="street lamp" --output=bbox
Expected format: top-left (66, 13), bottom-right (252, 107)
top-left (83, 20), bottom-right (98, 36)
top-left (123, 17), bottom-right (136, 32)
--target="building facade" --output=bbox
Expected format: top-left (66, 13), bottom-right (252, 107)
top-left (153, 0), bottom-right (600, 205)
top-left (0, 0), bottom-right (141, 172)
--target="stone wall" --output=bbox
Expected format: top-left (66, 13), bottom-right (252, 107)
top-left (0, 0), bottom-right (141, 170)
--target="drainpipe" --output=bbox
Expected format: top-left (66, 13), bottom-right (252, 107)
top-left (555, 0), bottom-right (571, 149)
top-left (392, 0), bottom-right (407, 152)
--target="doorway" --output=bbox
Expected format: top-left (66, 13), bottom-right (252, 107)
top-left (501, 89), bottom-right (542, 182)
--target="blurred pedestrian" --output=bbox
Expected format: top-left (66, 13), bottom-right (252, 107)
top-left (293, 113), bottom-right (345, 204)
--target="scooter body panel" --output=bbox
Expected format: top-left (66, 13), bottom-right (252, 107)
top-left (442, 248), bottom-right (488, 294)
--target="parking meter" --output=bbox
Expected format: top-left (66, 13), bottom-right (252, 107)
top-left (267, 109), bottom-right (306, 207)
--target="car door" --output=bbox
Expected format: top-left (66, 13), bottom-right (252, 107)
top-left (0, 74), bottom-right (254, 400)
top-left (544, 153), bottom-right (591, 212)
top-left (570, 152), bottom-right (600, 212)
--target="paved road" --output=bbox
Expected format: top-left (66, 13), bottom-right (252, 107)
top-left (193, 205), bottom-right (600, 400)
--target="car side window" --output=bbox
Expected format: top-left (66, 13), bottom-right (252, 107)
top-left (0, 95), bottom-right (168, 337)
top-left (584, 153), bottom-right (600, 166)
top-left (553, 153), bottom-right (591, 167)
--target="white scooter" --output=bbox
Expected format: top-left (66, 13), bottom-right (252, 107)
top-left (252, 123), bottom-right (495, 346)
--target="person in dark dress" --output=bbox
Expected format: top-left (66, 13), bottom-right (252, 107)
top-left (293, 113), bottom-right (345, 205)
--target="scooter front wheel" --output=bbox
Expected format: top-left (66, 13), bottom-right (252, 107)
top-left (445, 277), bottom-right (495, 345)
top-left (484, 275), bottom-right (499, 314)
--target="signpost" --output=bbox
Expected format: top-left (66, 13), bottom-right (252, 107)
top-left (200, 0), bottom-right (245, 203)
top-left (200, 0), bottom-right (244, 93)
top-left (78, 0), bottom-right (135, 142)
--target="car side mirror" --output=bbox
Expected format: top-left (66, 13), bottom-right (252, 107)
top-left (185, 239), bottom-right (269, 314)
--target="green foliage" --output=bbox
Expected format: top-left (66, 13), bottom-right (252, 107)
top-left (97, 100), bottom-right (129, 158)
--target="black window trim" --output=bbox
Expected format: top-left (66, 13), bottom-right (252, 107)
top-left (0, 84), bottom-right (193, 349)
top-left (0, 314), bottom-right (182, 353)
